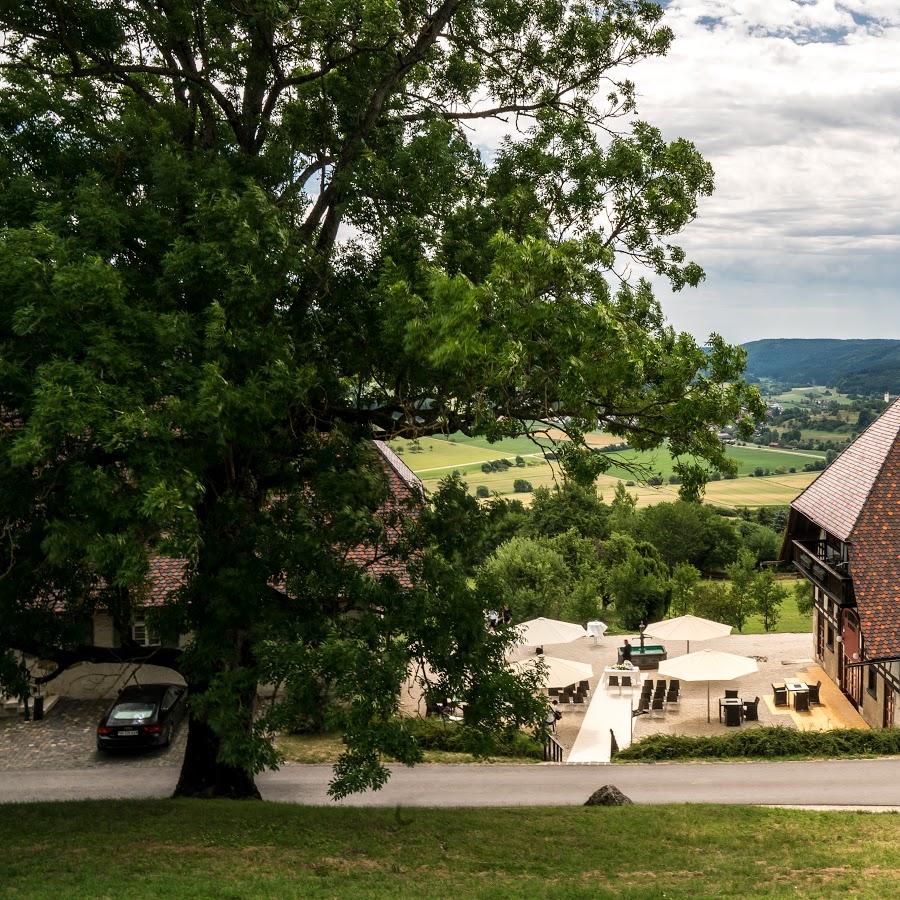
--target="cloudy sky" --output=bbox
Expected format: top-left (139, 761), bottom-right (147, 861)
top-left (628, 0), bottom-right (900, 344)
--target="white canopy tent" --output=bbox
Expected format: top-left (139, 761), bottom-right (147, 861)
top-left (516, 617), bottom-right (588, 649)
top-left (643, 614), bottom-right (732, 654)
top-left (658, 649), bottom-right (758, 722)
top-left (510, 656), bottom-right (594, 689)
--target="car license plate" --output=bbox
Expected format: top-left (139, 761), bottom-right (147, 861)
top-left (119, 729), bottom-right (139, 736)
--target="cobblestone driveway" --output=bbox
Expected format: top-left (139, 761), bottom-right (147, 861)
top-left (0, 700), bottom-right (186, 770)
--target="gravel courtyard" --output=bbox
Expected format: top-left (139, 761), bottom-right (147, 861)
top-left (0, 700), bottom-right (186, 770)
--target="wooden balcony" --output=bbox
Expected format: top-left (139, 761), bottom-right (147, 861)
top-left (791, 539), bottom-right (853, 605)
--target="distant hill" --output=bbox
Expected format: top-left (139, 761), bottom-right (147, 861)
top-left (742, 339), bottom-right (900, 395)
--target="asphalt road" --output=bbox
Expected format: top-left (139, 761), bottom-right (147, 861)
top-left (4, 759), bottom-right (900, 807)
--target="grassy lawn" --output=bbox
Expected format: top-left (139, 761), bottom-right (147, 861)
top-left (740, 590), bottom-right (812, 634)
top-left (276, 733), bottom-right (540, 765)
top-left (4, 800), bottom-right (900, 898)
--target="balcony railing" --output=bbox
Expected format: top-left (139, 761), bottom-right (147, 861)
top-left (791, 539), bottom-right (853, 605)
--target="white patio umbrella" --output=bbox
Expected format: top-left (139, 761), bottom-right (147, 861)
top-left (658, 649), bottom-right (758, 722)
top-left (643, 614), bottom-right (732, 654)
top-left (510, 656), bottom-right (594, 689)
top-left (516, 617), bottom-right (588, 648)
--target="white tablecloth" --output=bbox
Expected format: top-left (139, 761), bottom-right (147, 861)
top-left (602, 666), bottom-right (641, 689)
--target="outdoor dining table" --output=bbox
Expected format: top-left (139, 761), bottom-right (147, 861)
top-left (719, 697), bottom-right (743, 725)
top-left (785, 679), bottom-right (810, 710)
top-left (602, 666), bottom-right (641, 691)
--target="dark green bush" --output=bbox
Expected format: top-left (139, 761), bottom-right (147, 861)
top-left (475, 485), bottom-right (489, 498)
top-left (616, 727), bottom-right (900, 761)
top-left (405, 717), bottom-right (542, 759)
top-left (513, 479), bottom-right (533, 493)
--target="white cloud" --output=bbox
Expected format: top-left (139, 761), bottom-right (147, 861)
top-left (631, 0), bottom-right (900, 341)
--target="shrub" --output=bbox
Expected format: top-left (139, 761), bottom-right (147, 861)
top-left (647, 476), bottom-right (663, 486)
top-left (625, 481), bottom-right (636, 487)
top-left (481, 463), bottom-right (492, 473)
top-left (753, 467), bottom-right (765, 477)
top-left (616, 727), bottom-right (900, 761)
top-left (513, 479), bottom-right (533, 493)
top-left (475, 485), bottom-right (489, 498)
top-left (515, 455), bottom-right (526, 467)
top-left (406, 717), bottom-right (543, 759)
top-left (668, 474), bottom-right (681, 484)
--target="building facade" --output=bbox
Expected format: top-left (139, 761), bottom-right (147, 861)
top-left (783, 399), bottom-right (900, 729)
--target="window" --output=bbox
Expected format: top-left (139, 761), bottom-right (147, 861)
top-left (826, 624), bottom-right (834, 650)
top-left (109, 702), bottom-right (156, 723)
top-left (131, 620), bottom-right (160, 647)
top-left (868, 667), bottom-right (878, 698)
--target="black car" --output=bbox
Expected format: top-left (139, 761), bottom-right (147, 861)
top-left (97, 683), bottom-right (187, 751)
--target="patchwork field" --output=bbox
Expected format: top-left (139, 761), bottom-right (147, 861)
top-left (399, 432), bottom-right (823, 508)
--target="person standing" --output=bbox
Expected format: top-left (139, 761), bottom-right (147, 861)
top-left (622, 639), bottom-right (633, 664)
top-left (545, 701), bottom-right (560, 734)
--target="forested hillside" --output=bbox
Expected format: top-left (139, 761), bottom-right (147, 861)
top-left (743, 339), bottom-right (900, 394)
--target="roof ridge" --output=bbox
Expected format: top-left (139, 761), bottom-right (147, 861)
top-left (372, 439), bottom-right (423, 491)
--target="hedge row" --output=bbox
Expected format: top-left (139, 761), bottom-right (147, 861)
top-left (615, 726), bottom-right (900, 761)
top-left (406, 717), bottom-right (543, 760)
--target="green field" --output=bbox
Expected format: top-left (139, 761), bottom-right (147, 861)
top-left (598, 444), bottom-right (824, 481)
top-left (5, 800), bottom-right (900, 897)
top-left (769, 386), bottom-right (855, 407)
top-left (402, 430), bottom-right (824, 507)
top-left (797, 428), bottom-right (851, 444)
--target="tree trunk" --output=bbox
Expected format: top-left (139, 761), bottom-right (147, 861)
top-left (173, 711), bottom-right (261, 800)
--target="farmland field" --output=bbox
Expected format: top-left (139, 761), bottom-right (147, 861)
top-left (769, 385), bottom-right (855, 406)
top-left (702, 472), bottom-right (817, 507)
top-left (401, 431), bottom-right (824, 508)
top-left (797, 428), bottom-right (851, 443)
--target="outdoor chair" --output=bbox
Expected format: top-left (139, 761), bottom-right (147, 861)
top-left (633, 694), bottom-right (650, 717)
top-left (641, 684), bottom-right (652, 699)
top-left (608, 675), bottom-right (619, 688)
top-left (655, 679), bottom-right (667, 690)
top-left (653, 681), bottom-right (666, 694)
top-left (725, 689), bottom-right (739, 699)
top-left (621, 676), bottom-right (632, 688)
top-left (572, 693), bottom-right (585, 704)
top-left (743, 697), bottom-right (760, 721)
top-left (806, 680), bottom-right (822, 704)
top-left (772, 683), bottom-right (787, 706)
top-left (548, 687), bottom-right (560, 698)
top-left (724, 703), bottom-right (742, 727)
top-left (578, 680), bottom-right (590, 694)
top-left (665, 686), bottom-right (680, 705)
top-left (650, 695), bottom-right (665, 716)
top-left (794, 691), bottom-right (810, 712)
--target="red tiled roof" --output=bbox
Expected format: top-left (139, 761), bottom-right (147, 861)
top-left (791, 399), bottom-right (900, 541)
top-left (143, 441), bottom-right (420, 606)
top-left (849, 433), bottom-right (900, 659)
top-left (145, 557), bottom-right (187, 607)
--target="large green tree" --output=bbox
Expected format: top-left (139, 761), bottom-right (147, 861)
top-left (0, 0), bottom-right (762, 798)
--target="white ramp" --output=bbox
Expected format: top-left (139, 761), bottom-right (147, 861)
top-left (566, 686), bottom-right (634, 763)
